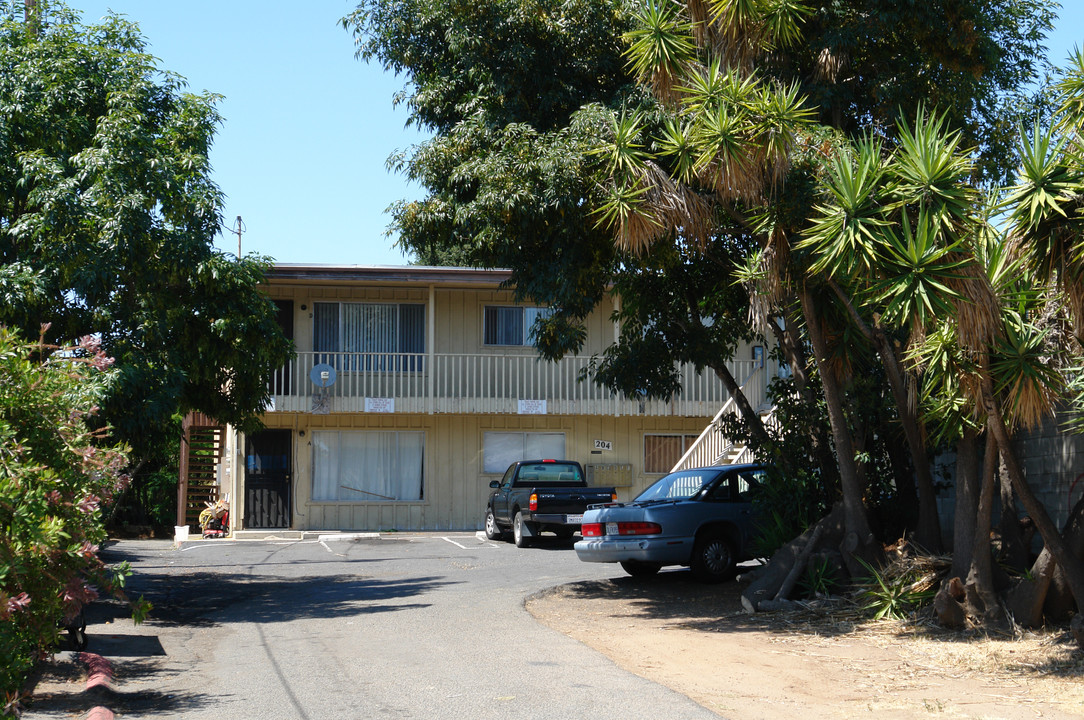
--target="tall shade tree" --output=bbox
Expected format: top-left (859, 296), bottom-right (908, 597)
top-left (0, 3), bottom-right (292, 462)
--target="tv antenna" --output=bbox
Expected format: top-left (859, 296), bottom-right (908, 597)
top-left (230, 216), bottom-right (246, 259)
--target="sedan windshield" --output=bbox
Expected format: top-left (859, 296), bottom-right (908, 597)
top-left (635, 469), bottom-right (722, 502)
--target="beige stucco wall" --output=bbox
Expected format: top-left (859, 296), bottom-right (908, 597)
top-left (267, 283), bottom-right (621, 357)
top-left (230, 411), bottom-right (712, 532)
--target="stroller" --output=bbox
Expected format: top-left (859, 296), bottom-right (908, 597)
top-left (199, 498), bottom-right (230, 539)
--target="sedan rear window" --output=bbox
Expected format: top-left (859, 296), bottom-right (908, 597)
top-left (635, 469), bottom-right (721, 501)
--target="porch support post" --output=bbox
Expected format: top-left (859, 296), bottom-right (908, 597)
top-left (428, 284), bottom-right (435, 414)
top-left (176, 413), bottom-right (192, 527)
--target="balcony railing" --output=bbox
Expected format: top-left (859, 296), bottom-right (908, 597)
top-left (268, 351), bottom-right (767, 417)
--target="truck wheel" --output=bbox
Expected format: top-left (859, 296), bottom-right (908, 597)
top-left (513, 511), bottom-right (532, 548)
top-left (620, 560), bottom-right (662, 577)
top-left (690, 530), bottom-right (735, 583)
top-left (484, 508), bottom-right (504, 541)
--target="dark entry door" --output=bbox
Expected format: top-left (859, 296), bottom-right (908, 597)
top-left (245, 429), bottom-right (292, 528)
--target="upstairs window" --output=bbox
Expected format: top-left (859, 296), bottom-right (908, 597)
top-left (483, 306), bottom-right (551, 346)
top-left (314, 302), bottom-right (425, 370)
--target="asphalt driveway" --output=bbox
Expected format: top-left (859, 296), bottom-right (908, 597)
top-left (23, 534), bottom-right (724, 720)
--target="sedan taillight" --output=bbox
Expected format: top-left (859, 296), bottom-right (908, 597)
top-left (581, 523), bottom-right (603, 537)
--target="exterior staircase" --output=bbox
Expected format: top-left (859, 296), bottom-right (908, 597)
top-left (176, 412), bottom-right (226, 529)
top-left (671, 365), bottom-right (774, 472)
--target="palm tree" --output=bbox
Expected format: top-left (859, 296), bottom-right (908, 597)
top-left (595, 0), bottom-right (884, 573)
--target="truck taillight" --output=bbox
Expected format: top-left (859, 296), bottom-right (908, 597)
top-left (529, 493), bottom-right (538, 511)
top-left (611, 492), bottom-right (618, 502)
top-left (617, 522), bottom-right (661, 535)
top-left (581, 523), bottom-right (603, 537)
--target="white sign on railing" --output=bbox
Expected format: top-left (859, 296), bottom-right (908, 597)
top-left (365, 397), bottom-right (395, 413)
top-left (518, 399), bottom-right (547, 415)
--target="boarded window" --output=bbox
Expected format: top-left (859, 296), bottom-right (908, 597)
top-left (644, 434), bottom-right (698, 474)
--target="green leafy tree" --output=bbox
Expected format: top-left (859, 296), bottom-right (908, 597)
top-left (349, 0), bottom-right (1061, 593)
top-left (0, 327), bottom-right (148, 716)
top-left (0, 3), bottom-right (292, 469)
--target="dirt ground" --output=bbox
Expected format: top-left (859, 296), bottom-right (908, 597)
top-left (527, 570), bottom-right (1084, 720)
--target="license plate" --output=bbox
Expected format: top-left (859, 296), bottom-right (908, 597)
top-left (566, 514), bottom-right (583, 523)
top-left (606, 522), bottom-right (618, 535)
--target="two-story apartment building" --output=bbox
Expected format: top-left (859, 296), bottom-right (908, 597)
top-left (202, 264), bottom-right (772, 534)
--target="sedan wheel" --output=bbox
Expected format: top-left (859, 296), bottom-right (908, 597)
top-left (484, 508), bottom-right (504, 541)
top-left (513, 511), bottom-right (532, 548)
top-left (690, 531), bottom-right (735, 583)
top-left (620, 560), bottom-right (662, 577)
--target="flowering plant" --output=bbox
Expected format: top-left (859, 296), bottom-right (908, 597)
top-left (0, 327), bottom-right (149, 716)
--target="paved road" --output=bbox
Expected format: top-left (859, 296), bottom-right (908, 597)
top-left (35, 534), bottom-right (724, 719)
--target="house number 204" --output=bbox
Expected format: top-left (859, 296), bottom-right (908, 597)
top-left (594, 440), bottom-right (612, 451)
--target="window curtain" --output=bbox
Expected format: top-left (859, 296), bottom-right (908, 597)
top-left (312, 431), bottom-right (424, 502)
top-left (484, 307), bottom-right (523, 346)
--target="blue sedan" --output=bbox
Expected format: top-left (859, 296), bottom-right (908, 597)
top-left (574, 464), bottom-right (766, 581)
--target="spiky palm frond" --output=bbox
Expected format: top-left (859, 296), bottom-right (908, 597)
top-left (597, 110), bottom-right (652, 177)
top-left (692, 103), bottom-right (756, 201)
top-left (624, 0), bottom-right (697, 102)
top-left (656, 117), bottom-right (700, 185)
top-left (593, 179), bottom-right (663, 253)
top-left (798, 135), bottom-right (888, 278)
top-left (868, 210), bottom-right (971, 334)
top-left (889, 108), bottom-right (978, 235)
top-left (1054, 46), bottom-right (1084, 140)
top-left (990, 310), bottom-right (1062, 430)
top-left (760, 0), bottom-right (813, 49)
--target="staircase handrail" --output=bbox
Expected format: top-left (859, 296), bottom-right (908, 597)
top-left (671, 364), bottom-right (765, 472)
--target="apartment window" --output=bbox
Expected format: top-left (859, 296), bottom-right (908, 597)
top-left (483, 306), bottom-right (551, 346)
top-left (311, 431), bottom-right (424, 502)
top-left (483, 431), bottom-right (565, 474)
top-left (313, 302), bottom-right (425, 370)
top-left (644, 434), bottom-right (699, 474)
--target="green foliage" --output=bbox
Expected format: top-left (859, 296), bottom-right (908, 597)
top-left (0, 327), bottom-right (150, 716)
top-left (798, 555), bottom-right (840, 599)
top-left (855, 558), bottom-right (938, 621)
top-left (0, 3), bottom-right (292, 463)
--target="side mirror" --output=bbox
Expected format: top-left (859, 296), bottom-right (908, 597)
top-left (489, 480), bottom-right (500, 489)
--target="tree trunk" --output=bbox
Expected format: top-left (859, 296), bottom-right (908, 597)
top-left (799, 285), bottom-right (881, 574)
top-left (949, 428), bottom-right (980, 580)
top-left (828, 279), bottom-right (941, 551)
top-left (935, 429), bottom-right (1001, 628)
top-left (998, 463), bottom-right (1031, 573)
top-left (742, 503), bottom-right (847, 612)
top-left (1045, 495), bottom-right (1084, 621)
top-left (981, 377), bottom-right (1084, 628)
top-left (963, 432), bottom-right (1008, 628)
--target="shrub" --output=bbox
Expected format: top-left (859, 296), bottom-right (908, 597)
top-left (0, 326), bottom-right (148, 716)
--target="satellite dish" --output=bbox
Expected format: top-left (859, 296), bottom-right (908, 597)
top-left (310, 363), bottom-right (337, 388)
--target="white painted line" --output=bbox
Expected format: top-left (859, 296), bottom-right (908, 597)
top-left (441, 536), bottom-right (469, 549)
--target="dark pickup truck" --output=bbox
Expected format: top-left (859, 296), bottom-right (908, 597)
top-left (484, 459), bottom-right (617, 547)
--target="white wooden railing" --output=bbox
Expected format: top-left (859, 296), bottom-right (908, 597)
top-left (268, 351), bottom-right (765, 417)
top-left (670, 364), bottom-right (769, 471)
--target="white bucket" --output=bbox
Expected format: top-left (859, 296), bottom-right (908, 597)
top-left (174, 525), bottom-right (190, 543)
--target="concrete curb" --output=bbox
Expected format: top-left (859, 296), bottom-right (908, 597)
top-left (77, 652), bottom-right (114, 720)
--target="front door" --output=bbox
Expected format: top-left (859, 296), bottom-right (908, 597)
top-left (244, 429), bottom-right (292, 528)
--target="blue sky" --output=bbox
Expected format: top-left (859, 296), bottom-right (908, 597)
top-left (72, 1), bottom-right (1082, 267)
